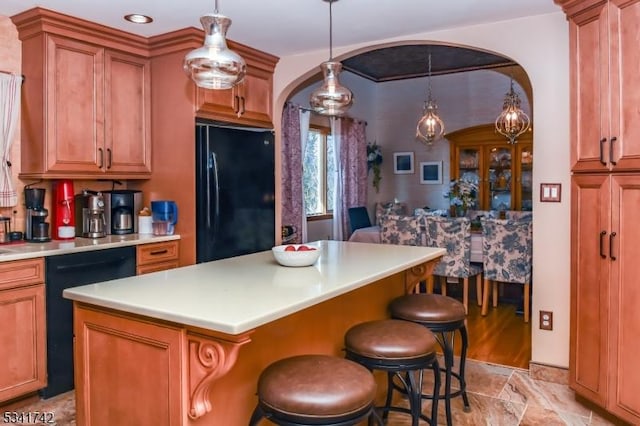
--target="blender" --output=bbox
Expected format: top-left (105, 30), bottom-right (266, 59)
top-left (24, 187), bottom-right (51, 242)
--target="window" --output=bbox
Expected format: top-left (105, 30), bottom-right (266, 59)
top-left (303, 125), bottom-right (335, 218)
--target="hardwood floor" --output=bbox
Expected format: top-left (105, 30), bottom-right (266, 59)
top-left (453, 298), bottom-right (532, 369)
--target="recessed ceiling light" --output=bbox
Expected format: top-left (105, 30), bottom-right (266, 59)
top-left (124, 14), bottom-right (153, 24)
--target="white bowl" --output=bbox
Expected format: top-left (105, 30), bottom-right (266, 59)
top-left (272, 244), bottom-right (321, 267)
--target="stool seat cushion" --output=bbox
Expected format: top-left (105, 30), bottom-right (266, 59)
top-left (257, 355), bottom-right (376, 418)
top-left (345, 319), bottom-right (437, 359)
top-left (390, 294), bottom-right (466, 324)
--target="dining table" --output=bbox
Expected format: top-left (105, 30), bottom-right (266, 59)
top-left (349, 225), bottom-right (484, 263)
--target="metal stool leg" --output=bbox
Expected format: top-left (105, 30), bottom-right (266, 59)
top-left (459, 325), bottom-right (471, 412)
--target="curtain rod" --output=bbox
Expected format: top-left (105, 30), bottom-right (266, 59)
top-left (293, 104), bottom-right (367, 126)
top-left (0, 70), bottom-right (24, 81)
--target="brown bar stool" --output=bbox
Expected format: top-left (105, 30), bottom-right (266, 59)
top-left (344, 319), bottom-right (440, 426)
top-left (389, 293), bottom-right (471, 426)
top-left (249, 354), bottom-right (381, 426)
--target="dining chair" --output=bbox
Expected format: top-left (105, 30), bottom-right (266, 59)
top-left (379, 214), bottom-right (424, 246)
top-left (375, 202), bottom-right (408, 225)
top-left (480, 218), bottom-right (533, 322)
top-left (504, 210), bottom-right (533, 221)
top-left (347, 206), bottom-right (372, 234)
top-left (425, 216), bottom-right (482, 314)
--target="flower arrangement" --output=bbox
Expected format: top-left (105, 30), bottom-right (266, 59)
top-left (367, 142), bottom-right (383, 193)
top-left (444, 178), bottom-right (478, 215)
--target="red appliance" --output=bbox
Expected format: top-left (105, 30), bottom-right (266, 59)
top-left (51, 180), bottom-right (75, 240)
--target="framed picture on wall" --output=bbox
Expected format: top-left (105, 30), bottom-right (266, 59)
top-left (419, 161), bottom-right (443, 184)
top-left (393, 152), bottom-right (414, 174)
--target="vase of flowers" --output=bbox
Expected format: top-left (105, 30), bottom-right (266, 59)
top-left (367, 142), bottom-right (383, 193)
top-left (444, 178), bottom-right (478, 217)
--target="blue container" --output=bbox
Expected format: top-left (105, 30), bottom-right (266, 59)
top-left (150, 200), bottom-right (178, 235)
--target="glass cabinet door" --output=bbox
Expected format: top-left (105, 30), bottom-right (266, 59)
top-left (458, 148), bottom-right (480, 209)
top-left (487, 146), bottom-right (512, 210)
top-left (517, 144), bottom-right (533, 210)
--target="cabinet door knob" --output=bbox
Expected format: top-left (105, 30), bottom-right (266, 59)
top-left (107, 148), bottom-right (112, 169)
top-left (599, 230), bottom-right (607, 259)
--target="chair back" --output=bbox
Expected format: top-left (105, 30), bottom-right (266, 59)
top-left (347, 206), bottom-right (372, 233)
top-left (505, 210), bottom-right (533, 221)
top-left (426, 216), bottom-right (473, 278)
top-left (480, 218), bottom-right (532, 283)
top-left (375, 202), bottom-right (408, 225)
top-left (379, 214), bottom-right (424, 246)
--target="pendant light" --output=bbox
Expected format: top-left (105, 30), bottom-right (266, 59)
top-left (183, 0), bottom-right (246, 90)
top-left (416, 54), bottom-right (445, 146)
top-left (495, 78), bottom-right (531, 144)
top-left (309, 0), bottom-right (353, 116)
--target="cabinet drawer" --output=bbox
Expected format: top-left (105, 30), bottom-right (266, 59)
top-left (0, 258), bottom-right (45, 291)
top-left (137, 261), bottom-right (180, 276)
top-left (137, 241), bottom-right (179, 267)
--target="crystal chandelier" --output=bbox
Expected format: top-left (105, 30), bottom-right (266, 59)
top-left (183, 0), bottom-right (246, 90)
top-left (309, 0), bottom-right (353, 116)
top-left (416, 54), bottom-right (444, 145)
top-left (495, 79), bottom-right (531, 144)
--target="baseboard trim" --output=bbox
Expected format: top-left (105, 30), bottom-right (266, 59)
top-left (529, 361), bottom-right (569, 385)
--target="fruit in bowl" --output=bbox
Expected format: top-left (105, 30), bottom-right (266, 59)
top-left (272, 244), bottom-right (321, 267)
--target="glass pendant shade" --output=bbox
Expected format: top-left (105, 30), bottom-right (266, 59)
top-left (495, 80), bottom-right (531, 144)
top-left (416, 99), bottom-right (445, 145)
top-left (183, 13), bottom-right (246, 90)
top-left (309, 61), bottom-right (353, 116)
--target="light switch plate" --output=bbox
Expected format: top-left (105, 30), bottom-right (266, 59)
top-left (540, 183), bottom-right (561, 202)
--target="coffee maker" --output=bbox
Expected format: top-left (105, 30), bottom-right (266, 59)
top-left (103, 190), bottom-right (142, 235)
top-left (24, 187), bottom-right (51, 242)
top-left (74, 190), bottom-right (106, 238)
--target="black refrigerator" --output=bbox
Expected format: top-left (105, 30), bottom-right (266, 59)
top-left (196, 121), bottom-right (275, 263)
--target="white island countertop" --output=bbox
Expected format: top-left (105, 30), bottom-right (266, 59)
top-left (63, 240), bottom-right (445, 335)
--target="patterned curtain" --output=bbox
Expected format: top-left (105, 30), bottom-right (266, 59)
top-left (281, 102), bottom-right (305, 242)
top-left (0, 73), bottom-right (21, 207)
top-left (336, 117), bottom-right (368, 240)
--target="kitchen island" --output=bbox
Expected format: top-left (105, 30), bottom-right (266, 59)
top-left (63, 240), bottom-right (445, 426)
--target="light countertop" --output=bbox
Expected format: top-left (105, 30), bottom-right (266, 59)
top-left (0, 234), bottom-right (180, 262)
top-left (63, 240), bottom-right (445, 335)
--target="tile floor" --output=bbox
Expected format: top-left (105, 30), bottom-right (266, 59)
top-left (3, 358), bottom-right (623, 426)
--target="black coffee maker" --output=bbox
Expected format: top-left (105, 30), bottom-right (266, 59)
top-left (103, 190), bottom-right (142, 235)
top-left (24, 187), bottom-right (51, 242)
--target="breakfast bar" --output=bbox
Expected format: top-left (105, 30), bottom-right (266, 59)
top-left (63, 240), bottom-right (445, 426)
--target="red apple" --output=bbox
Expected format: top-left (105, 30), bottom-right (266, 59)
top-left (297, 245), bottom-right (316, 251)
top-left (284, 245), bottom-right (296, 252)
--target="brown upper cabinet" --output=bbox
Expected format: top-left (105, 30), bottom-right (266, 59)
top-left (12, 8), bottom-right (152, 180)
top-left (195, 42), bottom-right (277, 128)
top-left (558, 0), bottom-right (640, 173)
top-left (447, 124), bottom-right (533, 211)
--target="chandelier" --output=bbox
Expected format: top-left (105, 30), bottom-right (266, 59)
top-left (309, 0), bottom-right (353, 116)
top-left (183, 0), bottom-right (246, 90)
top-left (495, 79), bottom-right (531, 144)
top-left (416, 54), bottom-right (444, 145)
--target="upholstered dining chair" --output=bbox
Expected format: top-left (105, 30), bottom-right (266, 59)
top-left (379, 214), bottom-right (424, 246)
top-left (347, 206), bottom-right (372, 234)
top-left (425, 216), bottom-right (482, 314)
top-left (480, 218), bottom-right (533, 322)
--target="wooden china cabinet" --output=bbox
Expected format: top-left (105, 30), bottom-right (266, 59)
top-left (446, 124), bottom-right (533, 211)
top-left (12, 8), bottom-right (152, 180)
top-left (556, 0), bottom-right (640, 424)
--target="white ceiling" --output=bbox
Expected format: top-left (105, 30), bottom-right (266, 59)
top-left (1, 0), bottom-right (561, 57)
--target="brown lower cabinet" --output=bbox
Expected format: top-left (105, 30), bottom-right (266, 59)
top-left (0, 258), bottom-right (46, 403)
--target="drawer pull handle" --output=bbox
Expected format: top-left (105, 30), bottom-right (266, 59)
top-left (599, 138), bottom-right (607, 165)
top-left (150, 249), bottom-right (169, 256)
top-left (98, 148), bottom-right (104, 169)
top-left (599, 230), bottom-right (607, 259)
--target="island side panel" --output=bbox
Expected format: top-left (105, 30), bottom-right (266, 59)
top-left (73, 304), bottom-right (186, 426)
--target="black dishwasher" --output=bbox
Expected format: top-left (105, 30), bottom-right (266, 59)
top-left (41, 246), bottom-right (136, 398)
